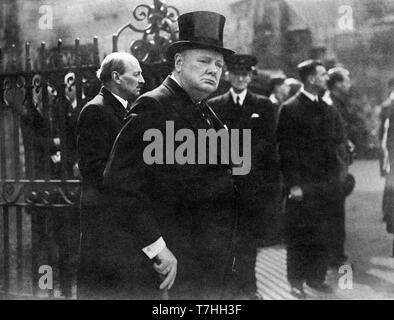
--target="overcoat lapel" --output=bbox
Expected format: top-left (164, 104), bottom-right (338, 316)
top-left (162, 77), bottom-right (215, 130)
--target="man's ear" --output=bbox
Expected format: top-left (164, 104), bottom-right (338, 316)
top-left (111, 71), bottom-right (121, 84)
top-left (174, 53), bottom-right (183, 72)
top-left (246, 71), bottom-right (253, 82)
top-left (307, 74), bottom-right (315, 86)
top-left (224, 71), bottom-right (230, 82)
top-left (336, 81), bottom-right (344, 91)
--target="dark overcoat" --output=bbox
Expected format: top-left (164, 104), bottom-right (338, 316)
top-left (209, 90), bottom-right (280, 244)
top-left (76, 86), bottom-right (128, 299)
top-left (277, 92), bottom-right (348, 246)
top-left (327, 92), bottom-right (353, 261)
top-left (385, 113), bottom-right (394, 234)
top-left (102, 77), bottom-right (238, 299)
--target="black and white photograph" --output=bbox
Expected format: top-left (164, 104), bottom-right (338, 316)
top-left (0, 0), bottom-right (394, 304)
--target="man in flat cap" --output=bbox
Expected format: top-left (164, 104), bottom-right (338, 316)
top-left (209, 54), bottom-right (280, 299)
top-left (103, 11), bottom-right (238, 299)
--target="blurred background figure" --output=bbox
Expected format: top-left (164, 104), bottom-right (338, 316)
top-left (63, 71), bottom-right (85, 179)
top-left (325, 66), bottom-right (355, 268)
top-left (278, 59), bottom-right (351, 298)
top-left (379, 79), bottom-right (394, 124)
top-left (379, 79), bottom-right (394, 252)
top-left (284, 78), bottom-right (303, 100)
top-left (380, 96), bottom-right (394, 256)
top-left (269, 75), bottom-right (290, 121)
top-left (327, 67), bottom-right (355, 164)
top-left (209, 54), bottom-right (280, 299)
top-left (379, 78), bottom-right (394, 179)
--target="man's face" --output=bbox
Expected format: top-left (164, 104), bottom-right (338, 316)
top-left (118, 57), bottom-right (145, 100)
top-left (311, 65), bottom-right (329, 93)
top-left (176, 49), bottom-right (224, 100)
top-left (229, 70), bottom-right (252, 93)
top-left (336, 73), bottom-right (351, 95)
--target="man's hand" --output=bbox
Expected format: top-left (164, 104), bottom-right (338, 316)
top-left (50, 151), bottom-right (61, 164)
top-left (72, 163), bottom-right (80, 177)
top-left (289, 186), bottom-right (303, 201)
top-left (53, 137), bottom-right (61, 146)
top-left (347, 140), bottom-right (355, 154)
top-left (153, 246), bottom-right (177, 290)
top-left (381, 147), bottom-right (390, 176)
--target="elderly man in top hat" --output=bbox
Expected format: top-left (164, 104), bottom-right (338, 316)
top-left (209, 54), bottom-right (279, 299)
top-left (103, 11), bottom-right (239, 299)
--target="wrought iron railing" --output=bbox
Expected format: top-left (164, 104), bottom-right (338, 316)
top-left (0, 37), bottom-right (101, 299)
top-left (1, 0), bottom-right (179, 299)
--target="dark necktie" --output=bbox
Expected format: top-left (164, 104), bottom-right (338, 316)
top-left (196, 100), bottom-right (224, 131)
top-left (126, 102), bottom-right (133, 112)
top-left (235, 95), bottom-right (241, 108)
top-left (196, 100), bottom-right (212, 127)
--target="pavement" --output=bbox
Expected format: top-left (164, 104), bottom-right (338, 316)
top-left (257, 160), bottom-right (394, 300)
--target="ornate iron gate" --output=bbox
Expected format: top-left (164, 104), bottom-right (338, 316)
top-left (0, 38), bottom-right (101, 299)
top-left (0, 0), bottom-right (179, 299)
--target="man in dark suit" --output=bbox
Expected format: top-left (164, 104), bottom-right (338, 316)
top-left (76, 52), bottom-right (145, 299)
top-left (209, 54), bottom-right (279, 299)
top-left (326, 67), bottom-right (355, 268)
top-left (277, 60), bottom-right (352, 298)
top-left (103, 11), bottom-right (239, 300)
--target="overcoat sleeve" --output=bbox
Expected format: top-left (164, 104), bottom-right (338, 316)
top-left (278, 103), bottom-right (352, 205)
top-left (103, 97), bottom-right (166, 250)
top-left (277, 103), bottom-right (302, 189)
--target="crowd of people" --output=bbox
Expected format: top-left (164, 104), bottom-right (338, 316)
top-left (74, 11), bottom-right (366, 300)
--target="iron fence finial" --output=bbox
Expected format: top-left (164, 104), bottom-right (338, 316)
top-left (112, 0), bottom-right (179, 64)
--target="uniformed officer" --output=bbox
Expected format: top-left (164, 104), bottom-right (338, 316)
top-left (209, 54), bottom-right (280, 299)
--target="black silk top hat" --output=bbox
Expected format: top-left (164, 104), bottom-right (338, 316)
top-left (226, 54), bottom-right (258, 73)
top-left (166, 11), bottom-right (234, 61)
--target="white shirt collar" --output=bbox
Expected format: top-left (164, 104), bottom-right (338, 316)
top-left (300, 88), bottom-right (319, 103)
top-left (111, 91), bottom-right (129, 110)
top-left (230, 88), bottom-right (247, 106)
top-left (322, 90), bottom-right (333, 105)
top-left (269, 93), bottom-right (279, 104)
top-left (170, 74), bottom-right (201, 104)
top-left (170, 74), bottom-right (182, 88)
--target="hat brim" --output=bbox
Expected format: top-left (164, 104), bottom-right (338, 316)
top-left (166, 41), bottom-right (234, 62)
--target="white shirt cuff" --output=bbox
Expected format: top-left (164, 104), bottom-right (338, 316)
top-left (142, 237), bottom-right (166, 259)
